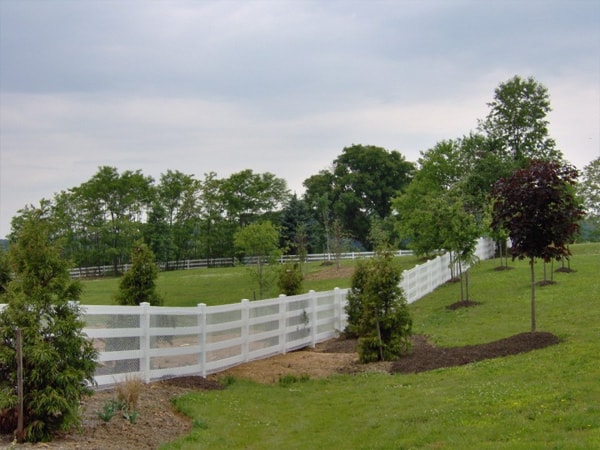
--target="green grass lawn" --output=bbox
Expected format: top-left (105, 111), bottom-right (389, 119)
top-left (80, 254), bottom-right (422, 306)
top-left (160, 243), bottom-right (600, 449)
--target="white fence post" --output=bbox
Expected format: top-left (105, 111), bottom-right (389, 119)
top-left (333, 287), bottom-right (342, 333)
top-left (279, 294), bottom-right (287, 354)
top-left (309, 290), bottom-right (317, 348)
top-left (198, 303), bottom-right (207, 378)
top-left (139, 302), bottom-right (151, 383)
top-left (241, 299), bottom-right (250, 362)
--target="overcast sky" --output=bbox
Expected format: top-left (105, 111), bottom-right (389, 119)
top-left (1, 0), bottom-right (599, 239)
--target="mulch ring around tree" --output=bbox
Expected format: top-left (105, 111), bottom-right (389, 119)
top-left (391, 332), bottom-right (561, 374)
top-left (445, 300), bottom-right (482, 310)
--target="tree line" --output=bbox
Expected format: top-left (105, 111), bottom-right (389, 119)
top-left (7, 75), bottom-right (600, 273)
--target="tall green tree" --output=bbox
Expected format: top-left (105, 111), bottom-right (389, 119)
top-left (234, 221), bottom-right (281, 300)
top-left (153, 170), bottom-right (199, 267)
top-left (72, 166), bottom-right (155, 272)
top-left (0, 209), bottom-right (97, 442)
top-left (479, 75), bottom-right (562, 165)
top-left (221, 170), bottom-right (290, 227)
top-left (144, 200), bottom-right (172, 266)
top-left (392, 140), bottom-right (462, 257)
top-left (198, 172), bottom-right (232, 260)
top-left (279, 194), bottom-right (316, 257)
top-left (491, 159), bottom-right (584, 332)
top-left (303, 145), bottom-right (414, 249)
top-left (457, 132), bottom-right (514, 214)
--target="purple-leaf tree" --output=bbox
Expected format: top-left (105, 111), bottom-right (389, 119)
top-left (491, 159), bottom-right (584, 333)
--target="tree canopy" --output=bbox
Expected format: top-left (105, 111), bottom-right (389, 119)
top-left (479, 75), bottom-right (562, 165)
top-left (303, 144), bottom-right (414, 250)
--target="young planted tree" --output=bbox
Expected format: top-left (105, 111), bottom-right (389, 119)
top-left (115, 240), bottom-right (163, 306)
top-left (345, 248), bottom-right (412, 363)
top-left (0, 209), bottom-right (97, 442)
top-left (277, 262), bottom-right (304, 296)
top-left (439, 191), bottom-right (481, 303)
top-left (491, 160), bottom-right (584, 332)
top-left (234, 221), bottom-right (281, 299)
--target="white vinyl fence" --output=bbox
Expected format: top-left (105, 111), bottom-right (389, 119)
top-left (1, 238), bottom-right (495, 388)
top-left (83, 289), bottom-right (346, 387)
top-left (402, 237), bottom-right (495, 303)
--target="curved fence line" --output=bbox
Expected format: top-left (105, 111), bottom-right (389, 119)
top-left (1, 238), bottom-right (495, 388)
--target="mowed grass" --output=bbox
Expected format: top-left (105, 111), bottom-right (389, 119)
top-left (79, 254), bottom-right (422, 306)
top-left (161, 243), bottom-right (600, 450)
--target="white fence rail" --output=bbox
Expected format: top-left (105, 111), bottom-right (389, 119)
top-left (1, 238), bottom-right (495, 388)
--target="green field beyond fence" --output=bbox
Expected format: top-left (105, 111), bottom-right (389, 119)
top-left (80, 255), bottom-right (423, 306)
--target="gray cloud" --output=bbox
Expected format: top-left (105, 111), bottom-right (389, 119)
top-left (1, 0), bottom-right (598, 238)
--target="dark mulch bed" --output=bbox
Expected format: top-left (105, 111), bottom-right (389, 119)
top-left (446, 300), bottom-right (482, 310)
top-left (391, 332), bottom-right (561, 374)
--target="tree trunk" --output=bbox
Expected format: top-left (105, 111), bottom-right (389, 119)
top-left (530, 257), bottom-right (536, 333)
top-left (375, 314), bottom-right (384, 361)
top-left (459, 260), bottom-right (464, 302)
top-left (16, 328), bottom-right (24, 443)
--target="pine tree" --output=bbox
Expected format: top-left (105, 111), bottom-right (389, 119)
top-left (0, 209), bottom-right (97, 442)
top-left (115, 240), bottom-right (163, 306)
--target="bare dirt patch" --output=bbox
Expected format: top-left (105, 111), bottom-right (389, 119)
top-left (2, 332), bottom-right (560, 449)
top-left (304, 264), bottom-right (355, 281)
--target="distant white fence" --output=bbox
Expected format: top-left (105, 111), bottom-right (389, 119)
top-left (1, 238), bottom-right (495, 388)
top-left (68, 250), bottom-right (415, 278)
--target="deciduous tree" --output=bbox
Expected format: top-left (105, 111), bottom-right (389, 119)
top-left (304, 145), bottom-right (414, 249)
top-left (491, 160), bottom-right (584, 332)
top-left (234, 221), bottom-right (281, 299)
top-left (479, 75), bottom-right (562, 165)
